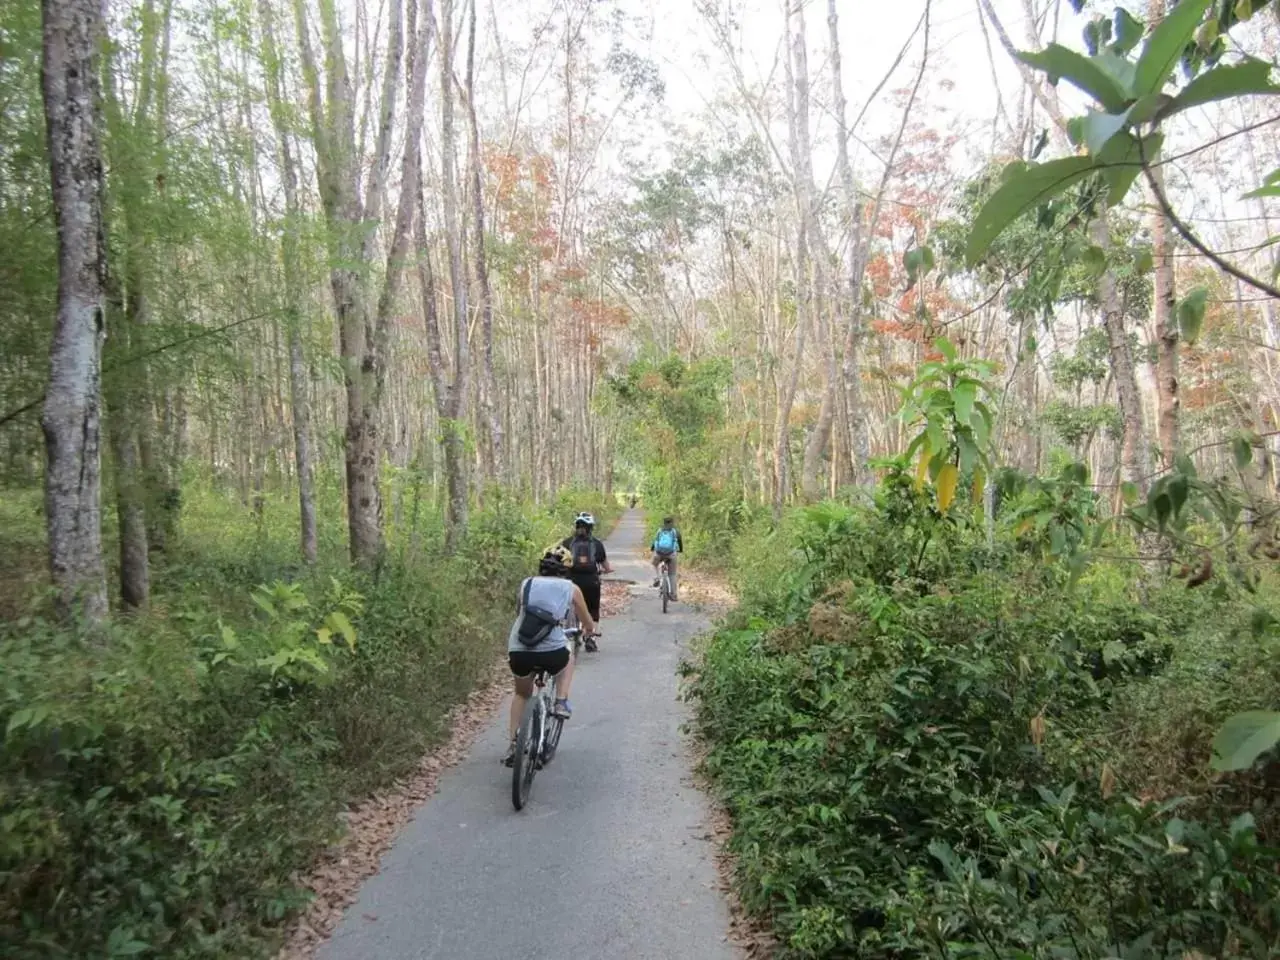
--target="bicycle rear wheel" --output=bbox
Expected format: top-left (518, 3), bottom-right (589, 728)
top-left (661, 571), bottom-right (670, 614)
top-left (511, 696), bottom-right (542, 811)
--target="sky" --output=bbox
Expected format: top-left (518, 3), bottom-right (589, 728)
top-left (634, 0), bottom-right (1091, 170)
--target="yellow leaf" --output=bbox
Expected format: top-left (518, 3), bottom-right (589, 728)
top-left (936, 463), bottom-right (959, 512)
top-left (1100, 762), bottom-right (1117, 800)
top-left (915, 447), bottom-right (930, 491)
top-left (971, 467), bottom-right (985, 504)
top-left (1030, 713), bottom-right (1046, 746)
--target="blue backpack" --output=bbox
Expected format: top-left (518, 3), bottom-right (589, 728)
top-left (654, 527), bottom-right (678, 555)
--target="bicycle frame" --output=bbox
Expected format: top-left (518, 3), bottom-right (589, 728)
top-left (657, 558), bottom-right (672, 613)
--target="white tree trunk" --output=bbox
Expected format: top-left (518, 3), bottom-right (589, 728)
top-left (438, 0), bottom-right (471, 549)
top-left (41, 0), bottom-right (109, 622)
top-left (259, 0), bottom-right (318, 563)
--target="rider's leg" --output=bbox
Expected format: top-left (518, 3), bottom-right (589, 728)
top-left (555, 657), bottom-right (575, 700)
top-left (669, 554), bottom-right (679, 600)
top-left (583, 581), bottom-right (601, 621)
top-left (651, 552), bottom-right (661, 586)
top-left (551, 646), bottom-right (575, 717)
top-left (508, 674), bottom-right (535, 738)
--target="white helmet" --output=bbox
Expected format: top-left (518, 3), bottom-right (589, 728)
top-left (574, 511), bottom-right (596, 527)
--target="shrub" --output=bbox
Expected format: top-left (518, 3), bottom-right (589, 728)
top-left (688, 482), bottom-right (1280, 959)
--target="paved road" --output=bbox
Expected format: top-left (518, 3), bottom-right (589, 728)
top-left (317, 510), bottom-right (738, 960)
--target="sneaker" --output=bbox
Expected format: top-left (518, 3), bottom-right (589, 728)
top-left (502, 739), bottom-right (516, 767)
top-left (652, 578), bottom-right (660, 587)
top-left (584, 635), bottom-right (598, 653)
top-left (553, 698), bottom-right (572, 719)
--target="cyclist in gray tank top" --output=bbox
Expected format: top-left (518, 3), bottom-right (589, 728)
top-left (503, 545), bottom-right (597, 767)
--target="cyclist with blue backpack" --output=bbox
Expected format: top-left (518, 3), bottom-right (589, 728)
top-left (650, 516), bottom-right (683, 601)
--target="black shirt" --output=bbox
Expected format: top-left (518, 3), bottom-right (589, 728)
top-left (561, 535), bottom-right (607, 585)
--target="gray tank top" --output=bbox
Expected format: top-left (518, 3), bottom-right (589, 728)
top-left (507, 576), bottom-right (575, 653)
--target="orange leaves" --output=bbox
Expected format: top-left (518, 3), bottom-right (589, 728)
top-left (866, 254), bottom-right (894, 298)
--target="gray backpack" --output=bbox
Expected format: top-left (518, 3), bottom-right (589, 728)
top-left (515, 579), bottom-right (559, 648)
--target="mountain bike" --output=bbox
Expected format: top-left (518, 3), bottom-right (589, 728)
top-left (657, 557), bottom-right (673, 614)
top-left (510, 627), bottom-right (588, 811)
top-left (511, 659), bottom-right (561, 811)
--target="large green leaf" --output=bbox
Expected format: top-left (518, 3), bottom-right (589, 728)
top-left (1244, 166), bottom-right (1280, 199)
top-left (1093, 49), bottom-right (1139, 96)
top-left (1017, 44), bottom-right (1130, 109)
top-left (953, 380), bottom-right (976, 428)
top-left (1161, 56), bottom-right (1280, 121)
top-left (1135, 0), bottom-right (1212, 96)
top-left (1177, 285), bottom-right (1209, 343)
top-left (1210, 710), bottom-right (1280, 771)
top-left (1112, 7), bottom-right (1144, 55)
top-left (1097, 130), bottom-right (1164, 205)
top-left (1081, 107), bottom-right (1133, 155)
top-left (965, 156), bottom-right (1099, 266)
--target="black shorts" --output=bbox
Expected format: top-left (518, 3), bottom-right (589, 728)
top-left (508, 647), bottom-right (571, 677)
top-left (572, 578), bottom-right (602, 621)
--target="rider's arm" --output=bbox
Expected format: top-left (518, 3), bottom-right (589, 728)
top-left (570, 584), bottom-right (597, 636)
top-left (677, 531), bottom-right (684, 553)
top-left (596, 540), bottom-right (613, 574)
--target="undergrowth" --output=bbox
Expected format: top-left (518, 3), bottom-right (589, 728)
top-left (686, 463), bottom-right (1280, 959)
top-left (0, 478), bottom-right (619, 958)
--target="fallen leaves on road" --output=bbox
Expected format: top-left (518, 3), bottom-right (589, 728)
top-left (275, 660), bottom-right (510, 960)
top-left (676, 569), bottom-right (737, 617)
top-left (600, 579), bottom-right (633, 619)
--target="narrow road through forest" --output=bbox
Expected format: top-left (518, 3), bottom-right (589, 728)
top-left (316, 510), bottom-right (739, 960)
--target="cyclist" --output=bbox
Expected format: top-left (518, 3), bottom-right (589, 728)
top-left (651, 516), bottom-right (683, 602)
top-left (561, 511), bottom-right (611, 651)
top-left (504, 545), bottom-right (596, 767)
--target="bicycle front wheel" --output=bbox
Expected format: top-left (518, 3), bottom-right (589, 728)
top-left (511, 696), bottom-right (542, 811)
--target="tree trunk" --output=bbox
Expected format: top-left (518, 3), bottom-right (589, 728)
top-left (462, 0), bottom-right (502, 481)
top-left (1150, 161), bottom-right (1179, 470)
top-left (1146, 0), bottom-right (1179, 472)
top-left (297, 0), bottom-right (408, 568)
top-left (104, 279), bottom-right (151, 609)
top-left (439, 0), bottom-right (470, 549)
top-left (774, 0), bottom-right (812, 520)
top-left (259, 0), bottom-right (317, 563)
top-left (41, 0), bottom-right (109, 622)
top-left (1093, 212), bottom-right (1149, 490)
top-left (829, 0), bottom-right (928, 486)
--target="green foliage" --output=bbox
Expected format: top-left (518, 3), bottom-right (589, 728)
top-left (967, 0), bottom-right (1280, 265)
top-left (1042, 399), bottom-right (1122, 448)
top-left (608, 353), bottom-right (746, 565)
top-left (1050, 326), bottom-right (1111, 388)
top-left (0, 478), bottom-right (614, 958)
top-left (898, 338), bottom-right (997, 511)
top-left (1212, 710), bottom-right (1280, 771)
top-left (690, 468), bottom-right (1280, 959)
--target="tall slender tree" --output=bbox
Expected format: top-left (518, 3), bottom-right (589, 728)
top-left (40, 0), bottom-right (110, 621)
